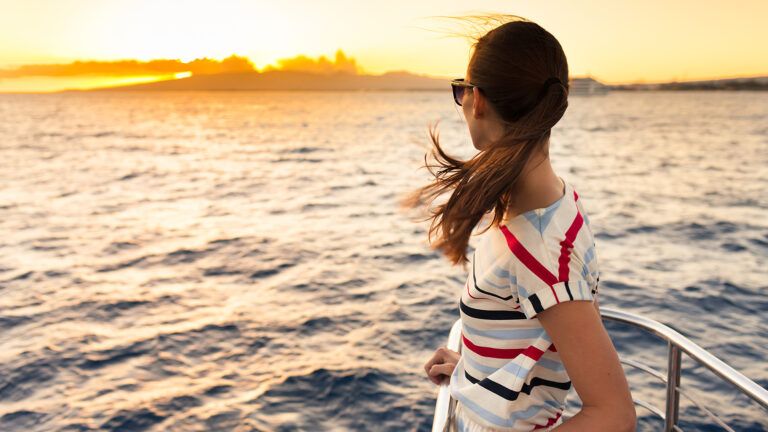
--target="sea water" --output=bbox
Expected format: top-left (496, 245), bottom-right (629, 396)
top-left (0, 90), bottom-right (766, 431)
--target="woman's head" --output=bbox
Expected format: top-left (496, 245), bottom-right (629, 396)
top-left (400, 15), bottom-right (570, 268)
top-left (460, 19), bottom-right (570, 151)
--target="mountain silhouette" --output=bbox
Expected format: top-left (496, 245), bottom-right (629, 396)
top-left (62, 69), bottom-right (450, 92)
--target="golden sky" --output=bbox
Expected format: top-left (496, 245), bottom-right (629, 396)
top-left (1, 0), bottom-right (767, 92)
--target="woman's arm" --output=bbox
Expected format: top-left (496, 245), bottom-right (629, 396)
top-left (537, 300), bottom-right (636, 431)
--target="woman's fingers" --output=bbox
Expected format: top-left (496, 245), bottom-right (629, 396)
top-left (424, 347), bottom-right (461, 385)
top-left (423, 347), bottom-right (446, 374)
top-left (428, 362), bottom-right (456, 384)
top-left (444, 348), bottom-right (460, 364)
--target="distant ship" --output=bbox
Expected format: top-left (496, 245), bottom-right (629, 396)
top-left (569, 76), bottom-right (609, 95)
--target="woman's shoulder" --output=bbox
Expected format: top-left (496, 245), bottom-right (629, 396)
top-left (502, 180), bottom-right (590, 233)
top-left (495, 179), bottom-right (596, 263)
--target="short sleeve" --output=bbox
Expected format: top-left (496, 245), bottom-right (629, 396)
top-left (510, 247), bottom-right (596, 320)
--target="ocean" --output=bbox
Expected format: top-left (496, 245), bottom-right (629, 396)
top-left (0, 90), bottom-right (766, 431)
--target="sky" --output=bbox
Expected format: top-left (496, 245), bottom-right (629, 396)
top-left (1, 0), bottom-right (767, 92)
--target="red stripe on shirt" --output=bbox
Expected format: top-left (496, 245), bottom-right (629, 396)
top-left (462, 334), bottom-right (547, 360)
top-left (499, 225), bottom-right (558, 287)
top-left (533, 411), bottom-right (563, 429)
top-left (557, 211), bottom-right (584, 282)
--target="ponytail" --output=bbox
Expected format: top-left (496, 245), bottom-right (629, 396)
top-left (399, 15), bottom-right (570, 269)
top-left (399, 121), bottom-right (548, 269)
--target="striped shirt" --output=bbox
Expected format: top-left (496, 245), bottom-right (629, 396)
top-left (449, 177), bottom-right (601, 431)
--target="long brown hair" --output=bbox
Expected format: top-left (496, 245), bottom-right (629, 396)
top-left (400, 14), bottom-right (570, 269)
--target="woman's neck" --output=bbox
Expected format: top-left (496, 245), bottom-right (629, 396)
top-left (506, 153), bottom-right (564, 219)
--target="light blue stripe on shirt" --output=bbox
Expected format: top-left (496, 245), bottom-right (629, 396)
top-left (463, 321), bottom-right (545, 340)
top-left (453, 390), bottom-right (559, 428)
top-left (491, 264), bottom-right (511, 278)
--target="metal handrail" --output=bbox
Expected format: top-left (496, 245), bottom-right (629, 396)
top-left (431, 318), bottom-right (462, 432)
top-left (600, 307), bottom-right (768, 431)
top-left (430, 307), bottom-right (768, 432)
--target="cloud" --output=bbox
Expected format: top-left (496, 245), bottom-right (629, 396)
top-left (0, 50), bottom-right (363, 79)
top-left (262, 49), bottom-right (361, 74)
top-left (188, 55), bottom-right (257, 75)
top-left (0, 54), bottom-right (255, 78)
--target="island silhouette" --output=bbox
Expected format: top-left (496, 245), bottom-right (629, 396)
top-left (1, 50), bottom-right (451, 93)
top-left (76, 69), bottom-right (450, 92)
top-left (2, 49), bottom-right (765, 93)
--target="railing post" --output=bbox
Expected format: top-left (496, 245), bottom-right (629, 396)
top-left (665, 342), bottom-right (682, 431)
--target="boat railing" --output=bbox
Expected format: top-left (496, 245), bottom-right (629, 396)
top-left (431, 317), bottom-right (463, 432)
top-left (431, 307), bottom-right (768, 432)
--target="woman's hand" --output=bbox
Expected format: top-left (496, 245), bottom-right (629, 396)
top-left (424, 346), bottom-right (461, 385)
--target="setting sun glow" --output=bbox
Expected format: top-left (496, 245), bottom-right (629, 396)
top-left (1, 0), bottom-right (767, 92)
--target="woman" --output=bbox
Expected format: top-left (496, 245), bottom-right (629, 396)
top-left (402, 16), bottom-right (636, 431)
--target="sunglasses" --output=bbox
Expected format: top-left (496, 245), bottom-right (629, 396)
top-left (450, 78), bottom-right (478, 106)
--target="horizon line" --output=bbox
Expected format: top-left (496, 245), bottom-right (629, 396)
top-left (2, 53), bottom-right (767, 93)
top-left (3, 70), bottom-right (768, 95)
